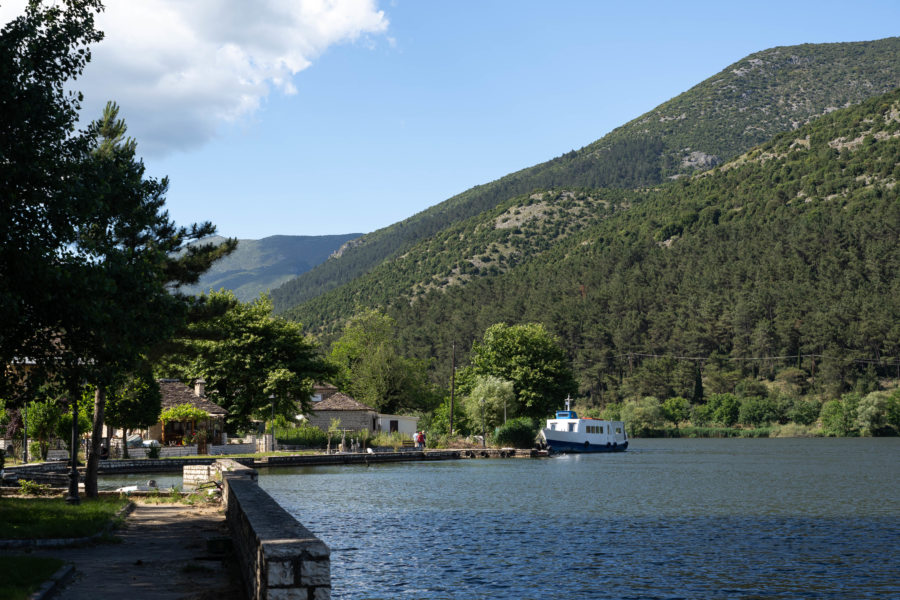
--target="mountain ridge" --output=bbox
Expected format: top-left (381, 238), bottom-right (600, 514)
top-left (270, 37), bottom-right (900, 314)
top-left (181, 233), bottom-right (361, 302)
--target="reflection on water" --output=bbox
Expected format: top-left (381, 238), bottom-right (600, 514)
top-left (259, 438), bottom-right (900, 599)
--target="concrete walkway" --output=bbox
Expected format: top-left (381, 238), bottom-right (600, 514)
top-left (28, 502), bottom-right (244, 600)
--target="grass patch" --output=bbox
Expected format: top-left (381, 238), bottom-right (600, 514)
top-left (0, 555), bottom-right (65, 600)
top-left (0, 496), bottom-right (130, 539)
top-left (644, 426), bottom-right (774, 438)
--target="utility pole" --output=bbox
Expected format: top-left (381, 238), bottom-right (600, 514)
top-left (449, 342), bottom-right (456, 436)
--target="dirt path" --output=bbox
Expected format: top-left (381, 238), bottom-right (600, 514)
top-left (30, 501), bottom-right (244, 600)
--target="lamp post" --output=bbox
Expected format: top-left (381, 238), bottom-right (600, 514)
top-left (22, 402), bottom-right (27, 464)
top-left (66, 394), bottom-right (80, 505)
top-left (269, 394), bottom-right (275, 453)
top-left (480, 396), bottom-right (486, 448)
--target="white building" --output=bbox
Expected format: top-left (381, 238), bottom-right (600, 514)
top-left (376, 414), bottom-right (419, 439)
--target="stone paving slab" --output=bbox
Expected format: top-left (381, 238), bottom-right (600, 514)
top-left (10, 502), bottom-right (245, 600)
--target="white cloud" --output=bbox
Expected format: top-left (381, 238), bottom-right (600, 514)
top-left (1, 0), bottom-right (389, 156)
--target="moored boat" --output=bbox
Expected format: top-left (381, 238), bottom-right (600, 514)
top-left (540, 397), bottom-right (628, 453)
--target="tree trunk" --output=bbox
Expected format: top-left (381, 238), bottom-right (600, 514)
top-left (85, 385), bottom-right (106, 498)
top-left (122, 428), bottom-right (129, 459)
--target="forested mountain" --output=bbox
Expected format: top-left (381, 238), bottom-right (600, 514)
top-left (271, 37), bottom-right (900, 313)
top-left (290, 89), bottom-right (900, 400)
top-left (180, 233), bottom-right (360, 302)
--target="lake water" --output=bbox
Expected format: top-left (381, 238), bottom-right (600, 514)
top-left (258, 438), bottom-right (900, 599)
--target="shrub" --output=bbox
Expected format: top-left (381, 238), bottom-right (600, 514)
top-left (738, 396), bottom-right (778, 427)
top-left (707, 393), bottom-right (740, 427)
top-left (275, 425), bottom-right (327, 447)
top-left (18, 480), bottom-right (52, 495)
top-left (28, 441), bottom-right (43, 462)
top-left (856, 391), bottom-right (900, 436)
top-left (621, 397), bottom-right (663, 437)
top-left (146, 444), bottom-right (160, 459)
top-left (600, 402), bottom-right (622, 421)
top-left (661, 397), bottom-right (691, 427)
top-left (493, 417), bottom-right (539, 448)
top-left (820, 393), bottom-right (860, 437)
top-left (786, 398), bottom-right (820, 426)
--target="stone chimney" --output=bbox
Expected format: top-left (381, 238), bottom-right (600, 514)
top-left (194, 378), bottom-right (206, 397)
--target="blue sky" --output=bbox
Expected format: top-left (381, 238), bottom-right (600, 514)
top-left (4, 1), bottom-right (900, 239)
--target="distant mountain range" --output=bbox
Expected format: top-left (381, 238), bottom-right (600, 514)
top-left (181, 234), bottom-right (361, 302)
top-left (269, 37), bottom-right (900, 315)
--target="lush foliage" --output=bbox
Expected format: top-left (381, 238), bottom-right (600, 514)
top-left (159, 291), bottom-right (334, 431)
top-left (274, 424), bottom-right (327, 447)
top-left (1, 3), bottom-right (234, 496)
top-left (105, 370), bottom-right (162, 436)
top-left (493, 417), bottom-right (540, 448)
top-left (22, 399), bottom-right (62, 460)
top-left (463, 375), bottom-right (515, 433)
top-left (328, 309), bottom-right (436, 414)
top-left (159, 404), bottom-right (209, 424)
top-left (327, 90), bottom-right (900, 407)
top-left (462, 323), bottom-right (576, 419)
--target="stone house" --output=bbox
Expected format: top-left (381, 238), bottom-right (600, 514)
top-left (305, 392), bottom-right (378, 433)
top-left (148, 379), bottom-right (228, 445)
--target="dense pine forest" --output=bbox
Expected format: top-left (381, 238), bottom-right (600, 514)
top-left (271, 37), bottom-right (900, 314)
top-left (289, 89), bottom-right (900, 405)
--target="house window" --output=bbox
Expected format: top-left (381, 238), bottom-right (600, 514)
top-left (390, 420), bottom-right (399, 433)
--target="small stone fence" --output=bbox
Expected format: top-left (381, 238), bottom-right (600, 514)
top-left (214, 459), bottom-right (331, 600)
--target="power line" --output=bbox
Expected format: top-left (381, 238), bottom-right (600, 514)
top-left (609, 352), bottom-right (900, 366)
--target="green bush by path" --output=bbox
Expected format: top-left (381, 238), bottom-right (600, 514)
top-left (0, 496), bottom-right (129, 540)
top-left (274, 424), bottom-right (327, 447)
top-left (494, 417), bottom-right (540, 448)
top-left (0, 555), bottom-right (65, 600)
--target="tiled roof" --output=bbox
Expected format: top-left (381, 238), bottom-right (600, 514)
top-left (313, 392), bottom-right (374, 412)
top-left (158, 379), bottom-right (228, 416)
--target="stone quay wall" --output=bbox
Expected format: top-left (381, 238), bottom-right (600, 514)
top-left (218, 459), bottom-right (331, 600)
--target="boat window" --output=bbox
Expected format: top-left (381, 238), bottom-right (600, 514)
top-left (568, 423), bottom-right (574, 432)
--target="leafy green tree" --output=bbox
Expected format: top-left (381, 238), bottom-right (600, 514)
top-left (706, 393), bottom-right (740, 427)
top-left (0, 0), bottom-right (103, 389)
top-left (600, 402), bottom-right (622, 421)
top-left (160, 291), bottom-right (334, 431)
top-left (785, 397), bottom-right (820, 426)
top-left (105, 370), bottom-right (161, 458)
top-left (856, 391), bottom-right (900, 436)
top-left (24, 399), bottom-right (61, 460)
top-left (427, 398), bottom-right (469, 436)
top-left (2, 2), bottom-right (235, 495)
top-left (464, 375), bottom-right (515, 432)
top-left (820, 393), bottom-right (861, 437)
top-left (738, 396), bottom-right (778, 427)
top-left (56, 392), bottom-right (93, 450)
top-left (661, 396), bottom-right (691, 428)
top-left (466, 323), bottom-right (576, 419)
top-left (329, 309), bottom-right (433, 414)
top-left (620, 396), bottom-right (663, 437)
